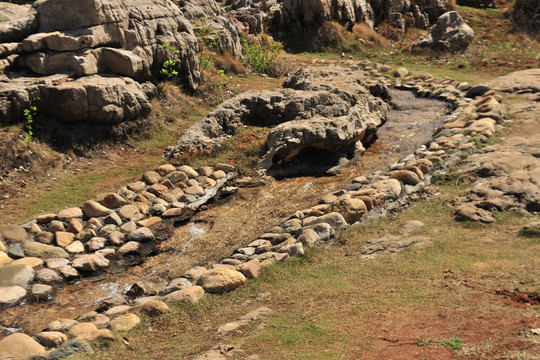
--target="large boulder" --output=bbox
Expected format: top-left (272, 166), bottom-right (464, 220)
top-left (197, 268), bottom-right (246, 293)
top-left (412, 11), bottom-right (474, 53)
top-left (0, 264), bottom-right (35, 287)
top-left (0, 333), bottom-right (46, 360)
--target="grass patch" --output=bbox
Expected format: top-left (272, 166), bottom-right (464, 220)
top-left (440, 336), bottom-right (463, 349)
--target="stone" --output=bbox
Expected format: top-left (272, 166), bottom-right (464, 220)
top-left (455, 204), bottom-right (495, 223)
top-left (57, 207), bottom-right (83, 221)
top-left (166, 171), bottom-right (189, 184)
top-left (72, 254), bottom-right (110, 272)
top-left (159, 277), bottom-right (193, 295)
top-left (35, 231), bottom-right (53, 244)
top-left (45, 258), bottom-right (69, 269)
top-left (49, 220), bottom-right (65, 233)
top-left (296, 228), bottom-right (321, 246)
top-left (66, 218), bottom-right (84, 234)
top-left (120, 221), bottom-right (137, 233)
top-left (58, 265), bottom-right (79, 280)
top-left (197, 268), bottom-right (246, 293)
top-left (278, 242), bottom-right (304, 257)
top-left (138, 300), bottom-right (169, 316)
top-left (148, 183), bottom-right (169, 197)
top-left (118, 241), bottom-right (141, 255)
top-left (108, 314), bottom-right (141, 331)
top-left (35, 331), bottom-right (67, 348)
top-left (259, 252), bottom-right (290, 266)
top-left (142, 171), bottom-right (161, 185)
top-left (8, 244), bottom-right (25, 259)
top-left (101, 193), bottom-right (127, 208)
top-left (127, 227), bottom-right (155, 242)
top-left (371, 178), bottom-right (402, 199)
top-left (0, 251), bottom-right (12, 265)
top-left (393, 67), bottom-right (409, 78)
top-left (104, 305), bottom-right (132, 316)
top-left (9, 257), bottom-right (40, 268)
top-left (87, 237), bottom-right (107, 251)
top-left (68, 323), bottom-right (98, 340)
top-left (0, 264), bottom-right (35, 287)
top-left (76, 229), bottom-right (96, 242)
top-left (103, 211), bottom-right (123, 226)
top-left (47, 339), bottom-right (94, 360)
top-left (31, 284), bottom-right (55, 301)
top-left (0, 333), bottom-right (46, 360)
top-left (55, 231), bottom-right (75, 247)
top-left (360, 235), bottom-right (432, 258)
top-left (47, 319), bottom-right (79, 332)
top-left (413, 11), bottom-right (474, 53)
top-left (178, 165), bottom-right (199, 178)
top-left (329, 197), bottom-right (368, 224)
top-left (36, 268), bottom-right (62, 283)
top-left (163, 286), bottom-right (205, 304)
top-left (210, 170), bottom-right (227, 180)
top-left (82, 200), bottom-right (111, 218)
top-left (184, 185), bottom-right (205, 196)
top-left (239, 259), bottom-right (262, 279)
top-left (0, 286), bottom-right (27, 305)
top-left (109, 231), bottom-right (126, 246)
top-left (390, 170), bottom-right (421, 185)
top-left (118, 205), bottom-right (141, 221)
top-left (137, 217), bottom-right (162, 227)
top-left (182, 266), bottom-right (207, 283)
top-left (65, 241), bottom-right (85, 254)
top-left (303, 212), bottom-right (348, 231)
top-left (155, 164), bottom-right (177, 176)
top-left (0, 225), bottom-right (28, 243)
top-left (37, 213), bottom-right (57, 224)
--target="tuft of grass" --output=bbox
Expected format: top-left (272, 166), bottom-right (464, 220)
top-left (440, 336), bottom-right (463, 349)
top-left (415, 337), bottom-right (432, 346)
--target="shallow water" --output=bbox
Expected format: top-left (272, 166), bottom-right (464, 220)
top-left (0, 90), bottom-right (449, 337)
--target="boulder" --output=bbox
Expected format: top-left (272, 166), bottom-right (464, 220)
top-left (56, 207), bottom-right (83, 221)
top-left (412, 11), bottom-right (474, 52)
top-left (108, 313), bottom-right (141, 331)
top-left (36, 331), bottom-right (68, 348)
top-left (0, 225), bottom-right (28, 243)
top-left (0, 333), bottom-right (46, 360)
top-left (163, 285), bottom-right (205, 303)
top-left (82, 200), bottom-right (111, 218)
top-left (47, 339), bottom-right (94, 360)
top-left (329, 198), bottom-right (368, 224)
top-left (0, 286), bottom-right (27, 305)
top-left (0, 264), bottom-right (35, 287)
top-left (72, 254), bottom-right (110, 272)
top-left (197, 268), bottom-right (247, 293)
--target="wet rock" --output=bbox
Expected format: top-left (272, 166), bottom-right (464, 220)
top-left (163, 285), bottom-right (205, 304)
top-left (0, 225), bottom-right (28, 243)
top-left (30, 284), bottom-right (55, 301)
top-left (0, 264), bottom-right (35, 287)
top-left (127, 227), bottom-right (154, 242)
top-left (35, 331), bottom-right (67, 348)
top-left (101, 193), bottom-right (127, 209)
top-left (0, 333), bottom-right (46, 360)
top-left (0, 286), bottom-right (27, 305)
top-left (198, 268), bottom-right (246, 293)
top-left (36, 268), bottom-right (62, 284)
top-left (57, 208), bottom-right (83, 221)
top-left (97, 295), bottom-right (128, 312)
top-left (47, 339), bottom-right (93, 360)
top-left (47, 319), bottom-right (79, 332)
top-left (72, 254), bottom-right (110, 272)
top-left (65, 241), bottom-right (85, 254)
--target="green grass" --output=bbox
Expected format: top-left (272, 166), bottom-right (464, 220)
top-left (440, 336), bottom-right (463, 350)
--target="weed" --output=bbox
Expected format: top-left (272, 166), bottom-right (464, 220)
top-left (240, 33), bottom-right (282, 75)
top-left (415, 337), bottom-right (432, 346)
top-left (160, 42), bottom-right (180, 78)
top-left (440, 336), bottom-right (463, 349)
top-left (23, 105), bottom-right (38, 143)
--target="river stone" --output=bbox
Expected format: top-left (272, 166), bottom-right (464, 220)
top-left (390, 170), bottom-right (421, 185)
top-left (148, 183), bottom-right (169, 197)
top-left (163, 285), bottom-right (205, 303)
top-left (197, 268), bottom-right (246, 294)
top-left (137, 217), bottom-right (162, 228)
top-left (178, 165), bottom-right (198, 179)
top-left (0, 225), bottom-right (28, 243)
top-left (239, 259), bottom-right (262, 279)
top-left (31, 284), bottom-right (54, 301)
top-left (72, 254), bottom-right (110, 272)
top-left (37, 213), bottom-right (57, 224)
top-left (87, 237), bottom-right (107, 251)
top-left (118, 205), bottom-right (141, 221)
top-left (35, 231), bottom-right (53, 244)
top-left (0, 251), bottom-right (12, 265)
top-left (159, 277), bottom-right (193, 295)
top-left (12, 257), bottom-right (43, 268)
top-left (36, 268), bottom-right (62, 283)
top-left (0, 286), bottom-right (27, 305)
top-left (0, 264), bottom-right (35, 287)
top-left (101, 193), bottom-right (127, 209)
top-left (108, 314), bottom-right (141, 331)
top-left (371, 178), bottom-right (402, 199)
top-left (82, 200), bottom-right (111, 218)
top-left (0, 333), bottom-right (46, 360)
top-left (47, 339), bottom-right (94, 360)
top-left (8, 244), bottom-right (25, 259)
top-left (58, 265), bottom-right (79, 280)
top-left (303, 212), bottom-right (348, 231)
top-left (65, 241), bottom-right (85, 254)
top-left (55, 231), bottom-right (74, 247)
top-left (47, 319), bottom-right (78, 332)
top-left (155, 164), bottom-right (176, 176)
top-left (127, 227), bottom-right (154, 242)
top-left (57, 207), bottom-right (83, 221)
top-left (329, 198), bottom-right (368, 224)
top-left (393, 67), bottom-right (409, 78)
top-left (142, 171), bottom-right (161, 185)
top-left (36, 331), bottom-right (67, 348)
top-left (138, 300), bottom-right (169, 316)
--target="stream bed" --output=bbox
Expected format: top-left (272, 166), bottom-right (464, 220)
top-left (0, 90), bottom-right (449, 337)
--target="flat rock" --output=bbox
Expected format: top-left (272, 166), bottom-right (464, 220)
top-left (197, 268), bottom-right (246, 294)
top-left (45, 258), bottom-right (69, 269)
top-left (57, 207), bottom-right (83, 221)
top-left (118, 204), bottom-right (141, 221)
top-left (55, 231), bottom-right (75, 247)
top-left (31, 283), bottom-right (55, 301)
top-left (0, 286), bottom-right (27, 305)
top-left (0, 333), bottom-right (46, 360)
top-left (22, 242), bottom-right (69, 258)
top-left (0, 264), bottom-right (35, 287)
top-left (11, 256), bottom-right (43, 268)
top-left (0, 225), bottom-right (28, 243)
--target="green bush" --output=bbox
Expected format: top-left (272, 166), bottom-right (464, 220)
top-left (240, 34), bottom-right (282, 75)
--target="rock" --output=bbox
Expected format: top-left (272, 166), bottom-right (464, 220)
top-left (68, 323), bottom-right (102, 340)
top-left (46, 339), bottom-right (94, 360)
top-left (198, 268), bottom-right (246, 293)
top-left (36, 268), bottom-right (62, 283)
top-left (49, 220), bottom-right (65, 233)
top-left (177, 165), bottom-right (199, 179)
top-left (393, 67), bottom-right (409, 78)
top-left (142, 171), bottom-right (161, 185)
top-left (58, 265), bottom-right (79, 280)
top-left (65, 241), bottom-right (85, 254)
top-left (86, 237), bottom-right (107, 251)
top-left (371, 178), bottom-right (402, 199)
top-left (303, 212), bottom-right (348, 231)
top-left (296, 228), bottom-right (321, 246)
top-left (36, 231), bottom-right (54, 244)
top-left (72, 254), bottom-right (110, 272)
top-left (109, 231), bottom-right (126, 246)
top-left (101, 193), bottom-right (127, 208)
top-left (182, 266), bottom-right (208, 283)
top-left (137, 299), bottom-right (169, 316)
top-left (390, 170), bottom-right (421, 185)
top-left (55, 231), bottom-right (75, 247)
top-left (413, 11), bottom-right (474, 53)
top-left (47, 319), bottom-right (79, 332)
top-left (155, 164), bottom-right (176, 176)
top-left (239, 259), bottom-right (262, 279)
top-left (82, 200), bottom-right (111, 218)
top-left (57, 207), bottom-right (83, 221)
top-left (118, 205), bottom-right (142, 221)
top-left (66, 218), bottom-right (84, 234)
top-left (104, 305), bottom-right (132, 316)
top-left (8, 244), bottom-right (25, 259)
top-left (0, 264), bottom-right (35, 287)
top-left (45, 258), bottom-right (69, 269)
top-left (36, 214), bottom-right (57, 224)
top-left (184, 185), bottom-right (205, 196)
top-left (166, 171), bottom-right (189, 184)
top-left (127, 227), bottom-right (154, 242)
top-left (454, 204), bottom-right (495, 223)
top-left (210, 170), bottom-right (227, 180)
top-left (0, 251), bottom-right (12, 265)
top-left (118, 241), bottom-right (141, 255)
top-left (160, 277), bottom-right (193, 295)
top-left (278, 242), bottom-right (304, 257)
top-left (163, 285), bottom-right (205, 304)
top-left (0, 333), bottom-right (46, 360)
top-left (0, 225), bottom-right (28, 243)
top-left (108, 314), bottom-right (141, 331)
top-left (76, 228), bottom-right (96, 242)
top-left (35, 331), bottom-right (67, 348)
top-left (360, 235), bottom-right (432, 258)
top-left (0, 286), bottom-right (27, 305)
top-left (329, 198), bottom-right (368, 224)
top-left (302, 223), bottom-right (335, 242)
top-left (31, 284), bottom-right (55, 301)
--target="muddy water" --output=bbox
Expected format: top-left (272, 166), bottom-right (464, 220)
top-left (0, 90), bottom-right (449, 337)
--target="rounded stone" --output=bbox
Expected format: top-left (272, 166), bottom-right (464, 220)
top-left (22, 242), bottom-right (69, 259)
top-left (36, 331), bottom-right (68, 348)
top-left (72, 254), bottom-right (110, 272)
top-left (329, 197), bottom-right (368, 224)
top-left (101, 193), bottom-right (127, 209)
top-left (0, 333), bottom-right (46, 360)
top-left (0, 225), bottom-right (28, 243)
top-left (0, 286), bottom-right (27, 305)
top-left (31, 284), bottom-right (55, 301)
top-left (178, 165), bottom-right (198, 179)
top-left (0, 264), bottom-right (35, 287)
top-left (83, 200), bottom-right (111, 218)
top-left (127, 227), bottom-right (154, 242)
top-left (197, 268), bottom-right (246, 294)
top-left (57, 207), bottom-right (83, 221)
top-left (155, 164), bottom-right (176, 176)
top-left (163, 286), bottom-right (205, 303)
top-left (142, 171), bottom-right (161, 185)
top-left (36, 268), bottom-right (63, 284)
top-left (108, 314), bottom-right (141, 331)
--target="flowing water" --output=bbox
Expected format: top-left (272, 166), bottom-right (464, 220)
top-left (0, 90), bottom-right (449, 337)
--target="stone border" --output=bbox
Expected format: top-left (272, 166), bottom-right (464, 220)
top-left (0, 63), bottom-right (508, 360)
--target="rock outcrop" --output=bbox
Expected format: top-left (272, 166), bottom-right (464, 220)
top-left (412, 11), bottom-right (474, 53)
top-left (228, 0), bottom-right (449, 35)
top-left (165, 67), bottom-right (390, 175)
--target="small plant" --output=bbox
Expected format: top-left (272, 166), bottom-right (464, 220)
top-left (196, 17), bottom-right (220, 79)
top-left (23, 105), bottom-right (37, 143)
top-left (240, 33), bottom-right (282, 75)
top-left (160, 42), bottom-right (180, 78)
top-left (440, 336), bottom-right (463, 349)
top-left (414, 337), bottom-right (432, 346)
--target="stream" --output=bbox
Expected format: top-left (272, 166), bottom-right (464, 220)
top-left (0, 89), bottom-right (449, 337)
